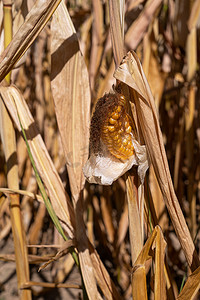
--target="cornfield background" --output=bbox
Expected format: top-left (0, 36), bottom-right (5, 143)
top-left (0, 0), bottom-right (200, 299)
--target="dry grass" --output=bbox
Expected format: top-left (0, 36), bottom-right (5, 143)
top-left (0, 0), bottom-right (200, 299)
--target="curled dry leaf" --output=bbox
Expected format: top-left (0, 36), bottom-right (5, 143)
top-left (83, 90), bottom-right (149, 185)
top-left (114, 50), bottom-right (199, 270)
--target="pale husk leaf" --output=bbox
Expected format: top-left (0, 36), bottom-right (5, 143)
top-left (83, 138), bottom-right (148, 185)
top-left (107, 0), bottom-right (146, 275)
top-left (114, 50), bottom-right (199, 271)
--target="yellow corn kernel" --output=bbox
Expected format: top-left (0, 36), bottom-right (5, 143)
top-left (108, 126), bottom-right (115, 132)
top-left (116, 106), bottom-right (122, 112)
top-left (126, 126), bottom-right (132, 133)
top-left (109, 118), bottom-right (116, 125)
top-left (111, 112), bottom-right (120, 120)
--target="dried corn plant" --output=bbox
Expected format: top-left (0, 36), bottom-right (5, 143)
top-left (0, 0), bottom-right (200, 299)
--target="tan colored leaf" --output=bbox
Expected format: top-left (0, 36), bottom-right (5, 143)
top-left (186, 28), bottom-right (197, 82)
top-left (89, 0), bottom-right (104, 91)
top-left (51, 1), bottom-right (90, 201)
top-left (0, 84), bottom-right (75, 238)
top-left (89, 244), bottom-right (123, 300)
top-left (76, 195), bottom-right (102, 300)
top-left (114, 50), bottom-right (199, 271)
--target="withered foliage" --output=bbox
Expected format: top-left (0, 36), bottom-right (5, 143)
top-left (0, 0), bottom-right (200, 299)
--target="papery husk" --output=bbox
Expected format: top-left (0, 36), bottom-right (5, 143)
top-left (114, 50), bottom-right (199, 271)
top-left (83, 137), bottom-right (148, 185)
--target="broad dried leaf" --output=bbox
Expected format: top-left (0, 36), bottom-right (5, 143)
top-left (75, 195), bottom-right (102, 300)
top-left (51, 1), bottom-right (90, 201)
top-left (89, 244), bottom-right (123, 300)
top-left (0, 85), bottom-right (75, 238)
top-left (89, 0), bottom-right (104, 91)
top-left (114, 51), bottom-right (199, 271)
